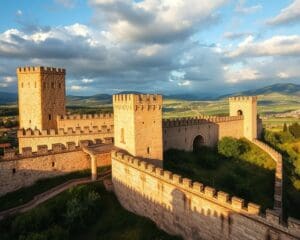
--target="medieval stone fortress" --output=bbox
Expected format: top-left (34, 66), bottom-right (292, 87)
top-left (0, 66), bottom-right (299, 239)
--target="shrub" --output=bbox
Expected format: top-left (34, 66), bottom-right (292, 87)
top-left (289, 122), bottom-right (300, 138)
top-left (218, 137), bottom-right (245, 158)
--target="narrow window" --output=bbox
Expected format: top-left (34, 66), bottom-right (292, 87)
top-left (58, 83), bottom-right (61, 89)
top-left (34, 82), bottom-right (37, 88)
top-left (12, 168), bottom-right (16, 174)
top-left (147, 147), bottom-right (150, 154)
top-left (120, 128), bottom-right (125, 143)
top-left (52, 162), bottom-right (55, 167)
top-left (48, 114), bottom-right (52, 120)
top-left (21, 82), bottom-right (24, 88)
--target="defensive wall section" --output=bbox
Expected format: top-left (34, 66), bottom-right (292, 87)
top-left (17, 126), bottom-right (114, 153)
top-left (162, 116), bottom-right (244, 151)
top-left (112, 150), bottom-right (300, 240)
top-left (252, 139), bottom-right (283, 216)
top-left (0, 142), bottom-right (112, 196)
top-left (56, 113), bottom-right (113, 131)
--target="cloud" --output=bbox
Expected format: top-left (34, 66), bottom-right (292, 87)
top-left (89, 0), bottom-right (227, 44)
top-left (55, 0), bottom-right (76, 8)
top-left (266, 0), bottom-right (300, 26)
top-left (0, 21), bottom-right (227, 94)
top-left (235, 0), bottom-right (262, 14)
top-left (1, 1), bottom-right (299, 96)
top-left (82, 78), bottom-right (94, 83)
top-left (226, 35), bottom-right (300, 58)
top-left (70, 85), bottom-right (88, 91)
top-left (16, 10), bottom-right (23, 16)
top-left (223, 31), bottom-right (253, 40)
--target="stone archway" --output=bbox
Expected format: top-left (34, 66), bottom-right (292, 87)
top-left (237, 110), bottom-right (243, 116)
top-left (193, 135), bottom-right (205, 152)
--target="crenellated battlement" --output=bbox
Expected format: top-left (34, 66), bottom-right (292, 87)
top-left (163, 115), bottom-right (243, 127)
top-left (16, 66), bottom-right (66, 74)
top-left (17, 125), bottom-right (113, 138)
top-left (113, 94), bottom-right (162, 103)
top-left (112, 149), bottom-right (300, 234)
top-left (1, 142), bottom-right (83, 160)
top-left (112, 150), bottom-right (260, 216)
top-left (229, 96), bottom-right (257, 102)
top-left (57, 113), bottom-right (113, 121)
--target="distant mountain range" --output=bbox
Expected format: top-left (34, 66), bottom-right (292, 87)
top-left (220, 83), bottom-right (300, 98)
top-left (0, 92), bottom-right (17, 105)
top-left (0, 83), bottom-right (299, 105)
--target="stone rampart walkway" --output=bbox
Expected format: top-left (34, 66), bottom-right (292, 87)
top-left (252, 139), bottom-right (283, 217)
top-left (0, 170), bottom-right (111, 220)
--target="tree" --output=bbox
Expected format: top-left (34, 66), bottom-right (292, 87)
top-left (218, 137), bottom-right (246, 158)
top-left (289, 122), bottom-right (300, 138)
top-left (283, 123), bottom-right (288, 132)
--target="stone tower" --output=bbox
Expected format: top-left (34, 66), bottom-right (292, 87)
top-left (113, 94), bottom-right (163, 166)
top-left (229, 96), bottom-right (257, 140)
top-left (17, 66), bottom-right (66, 130)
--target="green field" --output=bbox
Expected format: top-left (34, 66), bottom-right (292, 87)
top-left (163, 93), bottom-right (300, 118)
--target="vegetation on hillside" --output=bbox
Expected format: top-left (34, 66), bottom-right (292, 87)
top-left (0, 169), bottom-right (92, 211)
top-left (0, 182), bottom-right (180, 240)
top-left (164, 138), bottom-right (275, 210)
top-left (262, 127), bottom-right (300, 219)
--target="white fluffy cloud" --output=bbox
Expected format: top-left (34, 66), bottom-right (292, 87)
top-left (90, 0), bottom-right (227, 43)
top-left (226, 35), bottom-right (300, 58)
top-left (266, 0), bottom-right (300, 25)
top-left (235, 0), bottom-right (262, 14)
top-left (0, 1), bottom-right (299, 95)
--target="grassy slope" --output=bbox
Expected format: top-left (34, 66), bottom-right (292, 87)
top-left (0, 169), bottom-right (91, 211)
top-left (164, 140), bottom-right (275, 210)
top-left (0, 182), bottom-right (180, 240)
top-left (74, 184), bottom-right (180, 240)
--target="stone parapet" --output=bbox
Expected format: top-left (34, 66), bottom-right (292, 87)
top-left (163, 115), bottom-right (243, 128)
top-left (112, 150), bottom-right (259, 216)
top-left (17, 126), bottom-right (113, 137)
top-left (112, 150), bottom-right (300, 238)
top-left (16, 66), bottom-right (65, 74)
top-left (57, 113), bottom-right (113, 120)
top-left (2, 142), bottom-right (83, 160)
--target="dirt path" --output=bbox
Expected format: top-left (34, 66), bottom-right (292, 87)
top-left (0, 170), bottom-right (111, 220)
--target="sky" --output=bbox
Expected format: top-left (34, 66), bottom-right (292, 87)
top-left (0, 0), bottom-right (299, 96)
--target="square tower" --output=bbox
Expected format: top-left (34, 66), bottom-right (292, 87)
top-left (17, 66), bottom-right (66, 130)
top-left (113, 94), bottom-right (163, 166)
top-left (229, 96), bottom-right (258, 140)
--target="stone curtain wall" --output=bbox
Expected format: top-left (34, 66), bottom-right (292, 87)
top-left (252, 139), bottom-right (283, 216)
top-left (56, 113), bottom-right (113, 131)
top-left (112, 150), bottom-right (300, 240)
top-left (0, 146), bottom-right (89, 196)
top-left (163, 116), bottom-right (243, 151)
top-left (18, 126), bottom-right (114, 153)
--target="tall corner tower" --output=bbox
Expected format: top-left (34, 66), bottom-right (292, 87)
top-left (17, 66), bottom-right (66, 130)
top-left (229, 96), bottom-right (258, 140)
top-left (113, 94), bottom-right (163, 166)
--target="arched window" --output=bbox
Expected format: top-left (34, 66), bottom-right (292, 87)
top-left (237, 110), bottom-right (243, 116)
